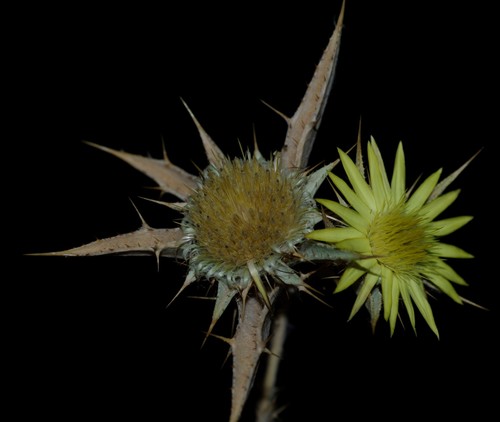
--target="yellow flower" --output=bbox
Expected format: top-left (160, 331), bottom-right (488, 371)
top-left (307, 137), bottom-right (474, 337)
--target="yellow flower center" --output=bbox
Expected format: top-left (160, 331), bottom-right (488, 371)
top-left (368, 206), bottom-right (433, 274)
top-left (188, 158), bottom-right (305, 267)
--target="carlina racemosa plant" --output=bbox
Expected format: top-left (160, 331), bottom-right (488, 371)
top-left (29, 2), bottom-right (483, 421)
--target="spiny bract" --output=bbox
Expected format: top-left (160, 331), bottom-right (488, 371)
top-left (181, 150), bottom-right (330, 311)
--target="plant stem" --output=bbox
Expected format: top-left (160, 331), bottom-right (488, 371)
top-left (255, 307), bottom-right (288, 422)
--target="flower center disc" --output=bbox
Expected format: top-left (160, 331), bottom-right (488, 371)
top-left (187, 158), bottom-right (303, 267)
top-left (369, 207), bottom-right (432, 273)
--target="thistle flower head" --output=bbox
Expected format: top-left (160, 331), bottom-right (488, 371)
top-left (307, 137), bottom-right (474, 337)
top-left (181, 150), bottom-right (329, 307)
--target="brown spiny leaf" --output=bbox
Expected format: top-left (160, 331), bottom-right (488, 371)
top-left (29, 226), bottom-right (184, 261)
top-left (180, 98), bottom-right (226, 168)
top-left (280, 0), bottom-right (345, 170)
top-left (85, 141), bottom-right (198, 200)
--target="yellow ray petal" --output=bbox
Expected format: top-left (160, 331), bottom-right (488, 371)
top-left (337, 148), bottom-right (376, 209)
top-left (399, 280), bottom-right (416, 331)
top-left (335, 259), bottom-right (377, 293)
top-left (419, 189), bottom-right (461, 222)
top-left (367, 138), bottom-right (391, 207)
top-left (316, 198), bottom-right (369, 233)
top-left (432, 243), bottom-right (474, 259)
top-left (329, 172), bottom-right (372, 218)
top-left (306, 226), bottom-right (362, 243)
top-left (348, 272), bottom-right (379, 320)
top-left (406, 169), bottom-right (442, 213)
top-left (424, 272), bottom-right (463, 304)
top-left (391, 142), bottom-right (406, 202)
top-left (428, 216), bottom-right (473, 237)
top-left (335, 237), bottom-right (371, 254)
top-left (432, 258), bottom-right (468, 286)
top-left (407, 280), bottom-right (439, 338)
top-left (380, 265), bottom-right (394, 322)
top-left (389, 276), bottom-right (400, 336)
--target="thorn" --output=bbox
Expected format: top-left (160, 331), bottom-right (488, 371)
top-left (180, 97), bottom-right (225, 168)
top-left (127, 197), bottom-right (150, 228)
top-left (252, 124), bottom-right (258, 150)
top-left (160, 135), bottom-right (169, 162)
top-left (247, 260), bottom-right (272, 309)
top-left (297, 283), bottom-right (332, 308)
top-left (185, 295), bottom-right (216, 301)
top-left (166, 271), bottom-right (197, 308)
top-left (202, 331), bottom-right (233, 346)
top-left (221, 351), bottom-right (232, 370)
top-left (201, 318), bottom-right (218, 349)
top-left (429, 146), bottom-right (483, 201)
top-left (82, 139), bottom-right (103, 150)
top-left (201, 328), bottom-right (234, 353)
top-left (237, 283), bottom-right (253, 323)
top-left (460, 296), bottom-right (489, 311)
top-left (260, 99), bottom-right (291, 124)
top-left (138, 196), bottom-right (186, 212)
top-left (262, 347), bottom-right (283, 360)
top-left (126, 198), bottom-right (167, 271)
top-left (154, 249), bottom-right (161, 272)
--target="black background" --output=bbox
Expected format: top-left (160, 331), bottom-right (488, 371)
top-left (9, 1), bottom-right (498, 420)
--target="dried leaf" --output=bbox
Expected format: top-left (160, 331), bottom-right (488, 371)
top-left (85, 141), bottom-right (198, 200)
top-left (281, 0), bottom-right (345, 169)
top-left (30, 226), bottom-right (184, 261)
